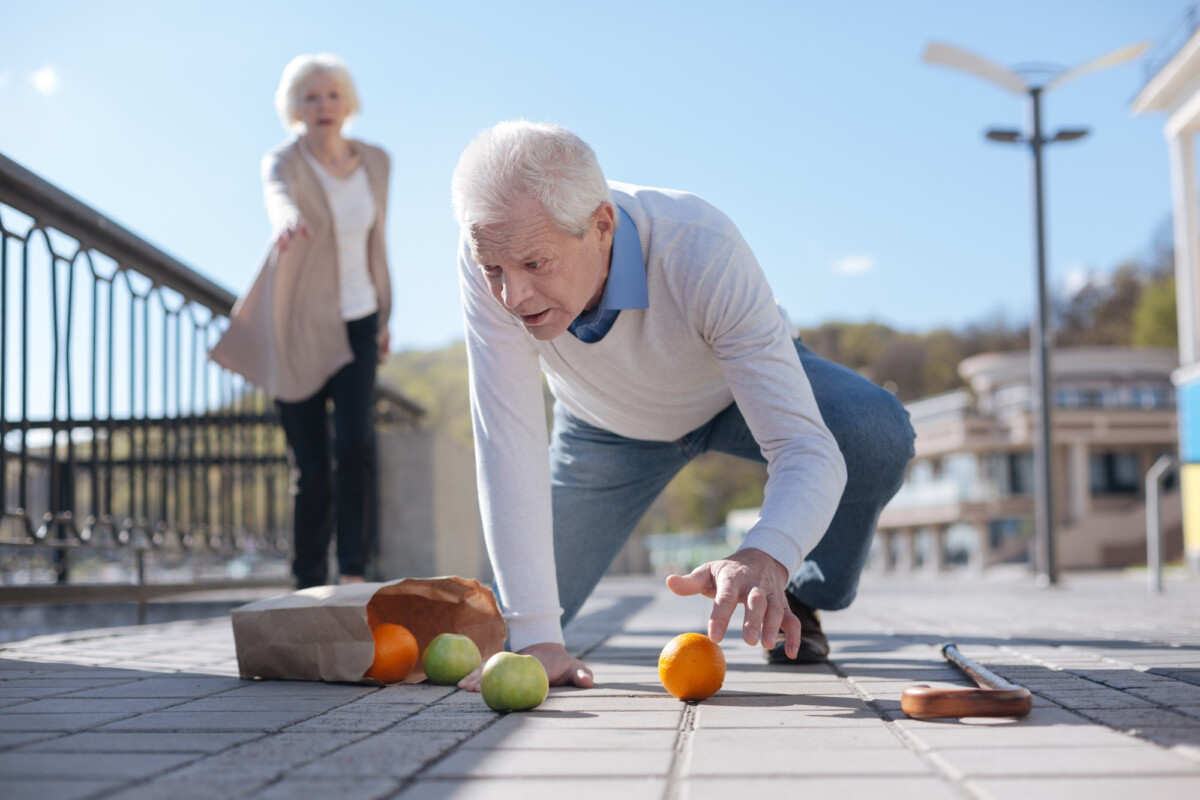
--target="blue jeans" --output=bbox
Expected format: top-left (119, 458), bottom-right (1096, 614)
top-left (549, 339), bottom-right (915, 627)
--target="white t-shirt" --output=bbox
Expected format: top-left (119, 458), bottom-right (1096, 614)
top-left (459, 181), bottom-right (847, 650)
top-left (302, 146), bottom-right (379, 321)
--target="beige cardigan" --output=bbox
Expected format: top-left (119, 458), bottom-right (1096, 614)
top-left (210, 137), bottom-right (392, 402)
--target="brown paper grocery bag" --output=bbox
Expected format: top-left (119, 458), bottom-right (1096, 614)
top-left (231, 576), bottom-right (507, 684)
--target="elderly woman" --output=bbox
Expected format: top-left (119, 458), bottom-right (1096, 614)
top-left (212, 53), bottom-right (392, 589)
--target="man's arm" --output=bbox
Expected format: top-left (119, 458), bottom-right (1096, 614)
top-left (665, 225), bottom-right (847, 654)
top-left (457, 238), bottom-right (593, 688)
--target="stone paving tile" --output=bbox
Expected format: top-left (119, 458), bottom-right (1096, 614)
top-left (679, 776), bottom-right (961, 800)
top-left (0, 749), bottom-right (198, 779)
top-left (17, 729), bottom-right (262, 753)
top-left (478, 709), bottom-right (682, 730)
top-left (928, 744), bottom-right (1200, 779)
top-left (62, 676), bottom-right (249, 698)
top-left (283, 709), bottom-right (418, 733)
top-left (104, 773), bottom-right (274, 800)
top-left (2, 778), bottom-right (121, 800)
top-left (248, 777), bottom-right (401, 800)
top-left (1029, 685), bottom-right (1159, 708)
top-left (218, 681), bottom-right (376, 698)
top-left (1126, 684), bottom-right (1200, 704)
top-left (686, 745), bottom-right (931, 777)
top-left (0, 711), bottom-right (134, 732)
top-left (395, 777), bottom-right (668, 800)
top-left (886, 706), bottom-right (1090, 730)
top-left (99, 709), bottom-right (316, 731)
top-left (0, 731), bottom-right (55, 750)
top-left (290, 731), bottom-right (471, 778)
top-left (425, 746), bottom-right (670, 778)
top-left (461, 725), bottom-right (677, 750)
top-left (392, 709), bottom-right (498, 732)
top-left (690, 724), bottom-right (906, 753)
top-left (168, 695), bottom-right (357, 713)
top-left (9, 697), bottom-right (185, 713)
top-left (535, 695), bottom-right (682, 712)
top-left (899, 720), bottom-right (1143, 750)
top-left (340, 684), bottom-right (456, 705)
top-left (1073, 706), bottom-right (1200, 729)
top-left (967, 776), bottom-right (1200, 800)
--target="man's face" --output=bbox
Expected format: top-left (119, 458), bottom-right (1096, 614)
top-left (469, 197), bottom-right (615, 341)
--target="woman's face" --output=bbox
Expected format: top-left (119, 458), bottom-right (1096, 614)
top-left (296, 72), bottom-right (349, 136)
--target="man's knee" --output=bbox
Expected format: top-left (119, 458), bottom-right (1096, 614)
top-left (839, 384), bottom-right (915, 500)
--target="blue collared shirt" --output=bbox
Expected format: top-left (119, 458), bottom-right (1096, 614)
top-left (568, 206), bottom-right (649, 343)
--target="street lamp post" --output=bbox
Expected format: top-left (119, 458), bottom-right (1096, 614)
top-left (922, 41), bottom-right (1148, 586)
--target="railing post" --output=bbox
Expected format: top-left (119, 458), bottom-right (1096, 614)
top-left (1146, 454), bottom-right (1178, 595)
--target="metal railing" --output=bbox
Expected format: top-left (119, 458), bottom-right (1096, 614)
top-left (1146, 454), bottom-right (1179, 595)
top-left (0, 152), bottom-right (422, 602)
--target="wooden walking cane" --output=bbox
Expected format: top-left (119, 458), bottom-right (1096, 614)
top-left (900, 643), bottom-right (1033, 719)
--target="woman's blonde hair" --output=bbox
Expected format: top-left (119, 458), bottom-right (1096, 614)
top-left (274, 53), bottom-right (361, 133)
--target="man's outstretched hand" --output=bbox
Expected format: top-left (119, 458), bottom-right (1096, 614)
top-left (666, 548), bottom-right (802, 660)
top-left (457, 642), bottom-right (594, 692)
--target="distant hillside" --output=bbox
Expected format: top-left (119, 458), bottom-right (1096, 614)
top-left (378, 342), bottom-right (474, 447)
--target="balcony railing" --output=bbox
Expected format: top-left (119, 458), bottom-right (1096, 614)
top-left (0, 152), bottom-right (421, 601)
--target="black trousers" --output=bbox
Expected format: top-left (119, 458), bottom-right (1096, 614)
top-left (276, 312), bottom-right (378, 589)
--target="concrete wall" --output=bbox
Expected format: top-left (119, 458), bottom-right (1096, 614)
top-left (372, 429), bottom-right (491, 584)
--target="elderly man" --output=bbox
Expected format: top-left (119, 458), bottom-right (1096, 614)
top-left (451, 121), bottom-right (914, 689)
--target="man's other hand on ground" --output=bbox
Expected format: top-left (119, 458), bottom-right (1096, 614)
top-left (457, 642), bottom-right (594, 692)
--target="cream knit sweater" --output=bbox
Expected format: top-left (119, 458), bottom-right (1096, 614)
top-left (460, 182), bottom-right (847, 650)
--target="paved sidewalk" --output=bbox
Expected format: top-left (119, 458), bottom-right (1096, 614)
top-left (2, 570), bottom-right (1199, 799)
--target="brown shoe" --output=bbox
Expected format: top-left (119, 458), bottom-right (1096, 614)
top-left (767, 593), bottom-right (830, 664)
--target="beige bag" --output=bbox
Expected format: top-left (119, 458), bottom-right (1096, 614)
top-left (231, 576), bottom-right (507, 684)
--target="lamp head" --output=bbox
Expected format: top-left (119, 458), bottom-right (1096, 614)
top-left (1051, 128), bottom-right (1090, 142)
top-left (985, 129), bottom-right (1025, 143)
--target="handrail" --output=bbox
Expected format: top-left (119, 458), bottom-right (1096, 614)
top-left (1146, 454), bottom-right (1178, 594)
top-left (0, 152), bottom-right (235, 314)
top-left (0, 150), bottom-right (424, 601)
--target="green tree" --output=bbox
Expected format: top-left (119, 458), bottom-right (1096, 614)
top-left (1133, 274), bottom-right (1178, 349)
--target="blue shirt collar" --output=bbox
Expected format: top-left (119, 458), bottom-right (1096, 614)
top-left (568, 206), bottom-right (648, 341)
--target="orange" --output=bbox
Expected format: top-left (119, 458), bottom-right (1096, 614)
top-left (658, 632), bottom-right (726, 701)
top-left (364, 622), bottom-right (419, 683)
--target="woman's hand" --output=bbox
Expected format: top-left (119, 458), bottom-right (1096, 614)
top-left (377, 328), bottom-right (391, 364)
top-left (275, 218), bottom-right (312, 253)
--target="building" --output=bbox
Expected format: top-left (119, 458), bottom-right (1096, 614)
top-left (1132, 12), bottom-right (1200, 572)
top-left (875, 348), bottom-right (1180, 571)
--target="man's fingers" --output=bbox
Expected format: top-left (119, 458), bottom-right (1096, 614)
top-left (759, 596), bottom-right (786, 652)
top-left (741, 586), bottom-right (770, 647)
top-left (571, 665), bottom-right (594, 688)
top-left (457, 666), bottom-right (483, 693)
top-left (707, 581), bottom-right (740, 643)
top-left (781, 609), bottom-right (803, 660)
top-left (665, 569), bottom-right (714, 599)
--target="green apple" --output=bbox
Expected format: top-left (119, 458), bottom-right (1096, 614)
top-left (479, 652), bottom-right (549, 712)
top-left (422, 633), bottom-right (482, 685)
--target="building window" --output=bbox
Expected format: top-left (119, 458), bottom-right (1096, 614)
top-left (1089, 452), bottom-right (1140, 495)
top-left (1008, 453), bottom-right (1034, 495)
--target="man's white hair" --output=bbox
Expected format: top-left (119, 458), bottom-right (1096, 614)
top-left (274, 53), bottom-right (361, 133)
top-left (451, 121), bottom-right (612, 237)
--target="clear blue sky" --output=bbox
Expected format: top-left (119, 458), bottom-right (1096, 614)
top-left (1, 0), bottom-right (1190, 353)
